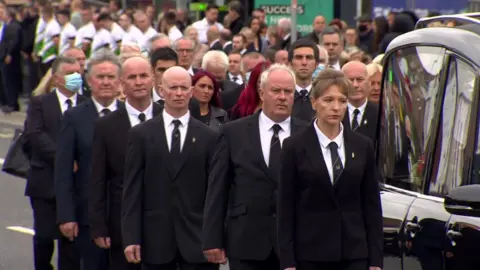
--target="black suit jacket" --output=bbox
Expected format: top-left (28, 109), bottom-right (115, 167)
top-left (210, 40), bottom-right (223, 51)
top-left (203, 112), bottom-right (308, 260)
top-left (219, 80), bottom-right (243, 111)
top-left (55, 98), bottom-right (125, 225)
top-left (122, 115), bottom-right (218, 264)
top-left (292, 91), bottom-right (315, 122)
top-left (277, 125), bottom-right (383, 269)
top-left (88, 103), bottom-right (162, 245)
top-left (25, 92), bottom-right (86, 199)
top-left (342, 101), bottom-right (379, 144)
top-left (0, 19), bottom-right (23, 62)
top-left (223, 43), bottom-right (233, 55)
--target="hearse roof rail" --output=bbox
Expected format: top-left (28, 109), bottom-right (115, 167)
top-left (415, 15), bottom-right (480, 29)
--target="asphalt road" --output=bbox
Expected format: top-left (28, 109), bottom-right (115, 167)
top-left (0, 122), bottom-right (36, 270)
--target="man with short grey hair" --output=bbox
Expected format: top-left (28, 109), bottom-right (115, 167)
top-left (203, 64), bottom-right (307, 270)
top-left (55, 49), bottom-right (125, 270)
top-left (24, 55), bottom-right (86, 270)
top-left (173, 37), bottom-right (198, 75)
top-left (149, 33), bottom-right (172, 52)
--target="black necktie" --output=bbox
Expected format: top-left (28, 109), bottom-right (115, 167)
top-left (170, 119), bottom-right (182, 158)
top-left (156, 100), bottom-right (165, 107)
top-left (328, 142), bottom-right (343, 184)
top-left (351, 109), bottom-right (360, 130)
top-left (300, 89), bottom-right (309, 101)
top-left (232, 76), bottom-right (238, 83)
top-left (138, 113), bottom-right (146, 122)
top-left (269, 124), bottom-right (282, 173)
top-left (101, 108), bottom-right (111, 116)
top-left (65, 99), bottom-right (72, 110)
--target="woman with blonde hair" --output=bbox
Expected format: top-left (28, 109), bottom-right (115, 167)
top-left (366, 63), bottom-right (383, 104)
top-left (32, 69), bottom-right (54, 96)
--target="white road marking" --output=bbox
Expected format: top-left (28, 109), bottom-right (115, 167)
top-left (6, 226), bottom-right (35, 236)
top-left (0, 158), bottom-right (4, 165)
top-left (0, 132), bottom-right (14, 139)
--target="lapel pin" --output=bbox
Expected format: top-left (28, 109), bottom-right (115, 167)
top-left (364, 119), bottom-right (368, 125)
top-left (352, 152), bottom-right (355, 159)
top-left (192, 137), bottom-right (196, 143)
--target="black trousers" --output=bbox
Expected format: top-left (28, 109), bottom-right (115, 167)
top-left (142, 250), bottom-right (218, 270)
top-left (30, 198), bottom-right (79, 270)
top-left (228, 251), bottom-right (279, 270)
top-left (0, 61), bottom-right (21, 109)
top-left (297, 259), bottom-right (368, 270)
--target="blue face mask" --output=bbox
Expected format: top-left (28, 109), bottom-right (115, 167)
top-left (64, 72), bottom-right (83, 92)
top-left (312, 64), bottom-right (325, 80)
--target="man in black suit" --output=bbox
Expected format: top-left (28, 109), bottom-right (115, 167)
top-left (0, 7), bottom-right (23, 112)
top-left (201, 50), bottom-right (243, 111)
top-left (289, 39), bottom-right (319, 122)
top-left (203, 64), bottom-right (307, 270)
top-left (88, 56), bottom-right (162, 270)
top-left (25, 56), bottom-right (84, 270)
top-left (122, 66), bottom-right (218, 270)
top-left (277, 18), bottom-right (292, 51)
top-left (341, 61), bottom-right (379, 143)
top-left (227, 51), bottom-right (244, 86)
top-left (55, 50), bottom-right (124, 270)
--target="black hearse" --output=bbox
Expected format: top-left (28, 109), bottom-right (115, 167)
top-left (378, 15), bottom-right (480, 270)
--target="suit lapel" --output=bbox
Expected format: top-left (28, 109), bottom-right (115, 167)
top-left (333, 128), bottom-right (356, 187)
top-left (171, 118), bottom-right (199, 180)
top-left (152, 103), bottom-right (162, 116)
top-left (150, 116), bottom-right (175, 179)
top-left (247, 113), bottom-right (277, 185)
top-left (117, 108), bottom-right (132, 130)
top-left (304, 125), bottom-right (333, 187)
top-left (48, 92), bottom-right (62, 124)
top-left (342, 111), bottom-right (351, 131)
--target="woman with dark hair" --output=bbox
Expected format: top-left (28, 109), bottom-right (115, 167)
top-left (191, 70), bottom-right (229, 130)
top-left (247, 16), bottom-right (268, 53)
top-left (230, 61), bottom-right (271, 120)
top-left (372, 16), bottom-right (390, 54)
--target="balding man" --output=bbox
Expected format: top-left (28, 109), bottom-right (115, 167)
top-left (277, 18), bottom-right (292, 50)
top-left (274, 50), bottom-right (288, 65)
top-left (122, 66), bottom-right (219, 270)
top-left (304, 15), bottom-right (326, 44)
top-left (149, 34), bottom-right (172, 53)
top-left (89, 56), bottom-right (162, 270)
top-left (133, 11), bottom-right (158, 53)
top-left (341, 61), bottom-right (378, 143)
top-left (208, 26), bottom-right (222, 50)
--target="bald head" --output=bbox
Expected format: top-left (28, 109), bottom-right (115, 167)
top-left (162, 66), bottom-right (192, 86)
top-left (313, 15), bottom-right (326, 34)
top-left (317, 45), bottom-right (329, 65)
top-left (342, 61), bottom-right (367, 76)
top-left (122, 56), bottom-right (151, 75)
top-left (342, 61), bottom-right (369, 106)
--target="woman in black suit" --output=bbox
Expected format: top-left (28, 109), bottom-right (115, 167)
top-left (277, 69), bottom-right (383, 270)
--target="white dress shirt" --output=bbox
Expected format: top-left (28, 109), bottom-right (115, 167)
top-left (295, 84), bottom-right (312, 95)
top-left (188, 66), bottom-right (195, 76)
top-left (168, 26), bottom-right (183, 41)
top-left (229, 72), bottom-right (243, 85)
top-left (55, 89), bottom-right (77, 113)
top-left (191, 18), bottom-right (224, 44)
top-left (125, 100), bottom-right (153, 127)
top-left (330, 61), bottom-right (341, 71)
top-left (347, 99), bottom-right (368, 129)
top-left (163, 110), bottom-right (190, 152)
top-left (313, 121), bottom-right (346, 183)
top-left (92, 97), bottom-right (118, 116)
top-left (259, 112), bottom-right (291, 166)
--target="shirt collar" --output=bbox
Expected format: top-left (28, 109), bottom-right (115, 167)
top-left (259, 111), bottom-right (291, 133)
top-left (284, 33), bottom-right (291, 41)
top-left (152, 88), bottom-right (162, 102)
top-left (295, 84), bottom-right (312, 93)
top-left (163, 109), bottom-right (190, 127)
top-left (347, 99), bottom-right (368, 114)
top-left (313, 120), bottom-right (344, 149)
top-left (92, 97), bottom-right (117, 114)
top-left (55, 89), bottom-right (77, 104)
top-left (188, 66), bottom-right (194, 76)
top-left (125, 100), bottom-right (153, 117)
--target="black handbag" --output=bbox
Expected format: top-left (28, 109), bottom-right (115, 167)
top-left (2, 128), bottom-right (30, 178)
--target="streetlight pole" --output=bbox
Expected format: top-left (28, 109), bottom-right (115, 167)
top-left (291, 0), bottom-right (297, 43)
